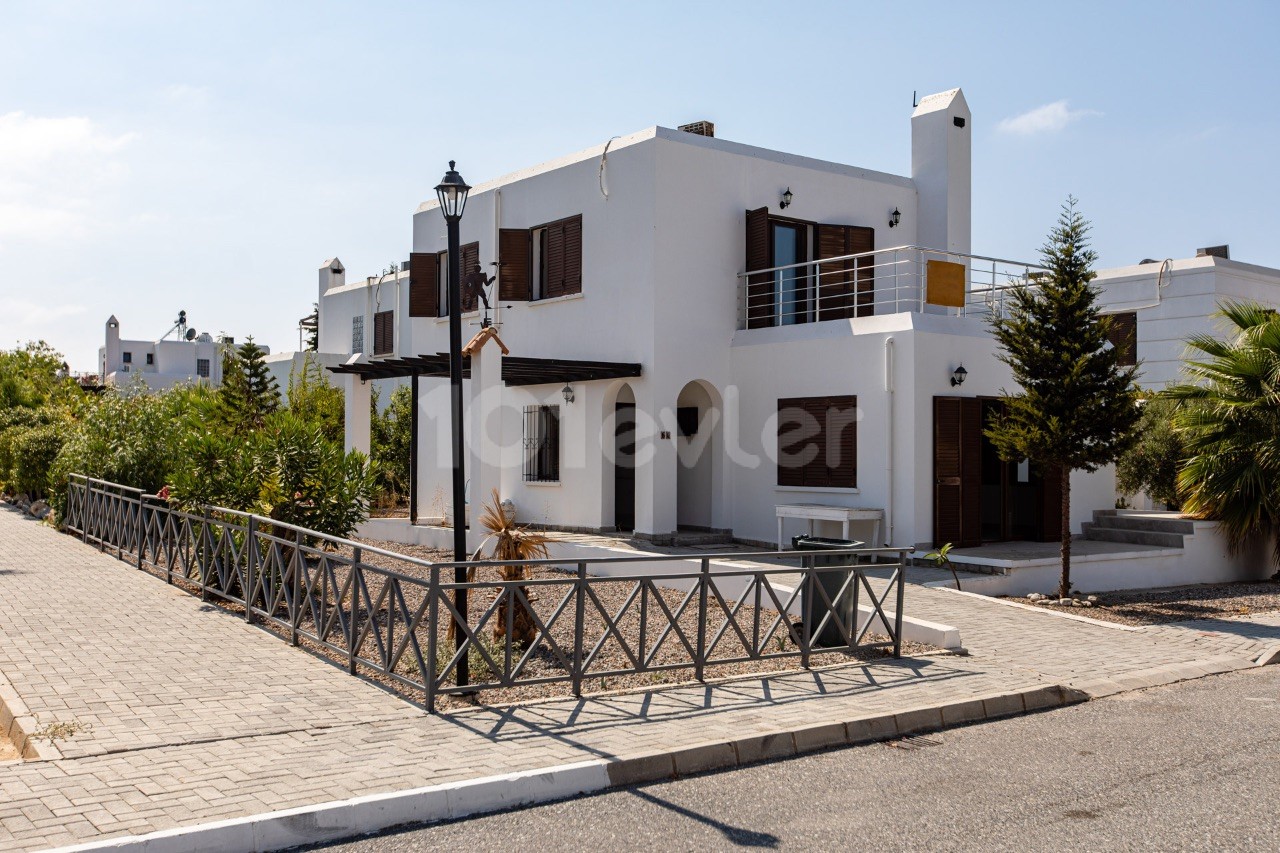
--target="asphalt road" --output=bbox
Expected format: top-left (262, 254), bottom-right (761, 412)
top-left (311, 667), bottom-right (1280, 851)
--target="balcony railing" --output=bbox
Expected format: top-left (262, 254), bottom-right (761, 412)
top-left (736, 245), bottom-right (1047, 330)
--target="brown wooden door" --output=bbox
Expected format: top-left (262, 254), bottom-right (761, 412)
top-left (934, 396), bottom-right (982, 547)
top-left (1039, 463), bottom-right (1063, 542)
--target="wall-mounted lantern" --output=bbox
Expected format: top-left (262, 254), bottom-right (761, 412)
top-left (951, 364), bottom-right (968, 387)
top-left (562, 384), bottom-right (575, 405)
top-left (889, 207), bottom-right (901, 228)
top-left (779, 187), bottom-right (793, 210)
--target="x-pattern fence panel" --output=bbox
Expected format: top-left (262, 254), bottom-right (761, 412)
top-left (64, 475), bottom-right (911, 711)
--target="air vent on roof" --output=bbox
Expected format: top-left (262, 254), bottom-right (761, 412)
top-left (678, 120), bottom-right (715, 138)
top-left (1196, 245), bottom-right (1230, 260)
top-left (1139, 258), bottom-right (1160, 265)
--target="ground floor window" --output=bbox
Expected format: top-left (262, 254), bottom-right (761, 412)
top-left (523, 404), bottom-right (561, 482)
top-left (776, 396), bottom-right (858, 488)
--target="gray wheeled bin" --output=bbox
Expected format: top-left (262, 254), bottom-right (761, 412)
top-left (792, 535), bottom-right (865, 648)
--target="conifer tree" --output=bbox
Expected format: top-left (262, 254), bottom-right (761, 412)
top-left (217, 337), bottom-right (280, 434)
top-left (987, 198), bottom-right (1140, 597)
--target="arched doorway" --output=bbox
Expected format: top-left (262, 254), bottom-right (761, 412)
top-left (676, 380), bottom-right (721, 531)
top-left (610, 384), bottom-right (637, 533)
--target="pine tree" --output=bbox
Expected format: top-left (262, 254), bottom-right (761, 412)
top-left (217, 337), bottom-right (280, 434)
top-left (987, 198), bottom-right (1141, 597)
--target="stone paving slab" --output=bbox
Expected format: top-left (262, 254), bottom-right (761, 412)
top-left (2, 506), bottom-right (1279, 852)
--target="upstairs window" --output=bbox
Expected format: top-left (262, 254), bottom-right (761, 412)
top-left (1106, 311), bottom-right (1138, 367)
top-left (777, 396), bottom-right (858, 488)
top-left (122, 351), bottom-right (132, 364)
top-left (372, 310), bottom-right (394, 356)
top-left (523, 405), bottom-right (561, 482)
top-left (351, 315), bottom-right (364, 354)
top-left (499, 215), bottom-right (582, 301)
top-left (196, 358), bottom-right (210, 378)
top-left (145, 353), bottom-right (154, 366)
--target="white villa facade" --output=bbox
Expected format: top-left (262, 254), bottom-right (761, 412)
top-left (320, 88), bottom-right (1131, 552)
top-left (98, 315), bottom-right (253, 391)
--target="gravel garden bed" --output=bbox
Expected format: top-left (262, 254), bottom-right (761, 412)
top-left (1006, 580), bottom-right (1280, 627)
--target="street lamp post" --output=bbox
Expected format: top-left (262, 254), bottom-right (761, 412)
top-left (435, 160), bottom-right (472, 688)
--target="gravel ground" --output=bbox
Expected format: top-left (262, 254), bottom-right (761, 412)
top-left (1007, 579), bottom-right (1280, 626)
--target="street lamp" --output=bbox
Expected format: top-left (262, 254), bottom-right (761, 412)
top-left (435, 160), bottom-right (472, 688)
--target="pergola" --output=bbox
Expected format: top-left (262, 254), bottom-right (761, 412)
top-left (327, 354), bottom-right (642, 522)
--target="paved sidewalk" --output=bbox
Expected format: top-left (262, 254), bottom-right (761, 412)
top-left (1, 507), bottom-right (1277, 851)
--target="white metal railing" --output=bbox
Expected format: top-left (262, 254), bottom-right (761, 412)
top-left (736, 245), bottom-right (1047, 330)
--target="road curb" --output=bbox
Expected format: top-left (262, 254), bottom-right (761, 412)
top-left (42, 683), bottom-right (1086, 853)
top-left (0, 670), bottom-right (63, 762)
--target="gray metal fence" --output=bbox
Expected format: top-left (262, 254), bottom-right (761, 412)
top-left (63, 474), bottom-right (913, 712)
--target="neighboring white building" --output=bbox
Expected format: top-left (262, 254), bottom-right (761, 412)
top-left (320, 88), bottom-right (1114, 552)
top-left (98, 315), bottom-right (258, 391)
top-left (1092, 247), bottom-right (1280, 389)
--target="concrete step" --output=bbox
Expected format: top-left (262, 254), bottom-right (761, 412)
top-left (1090, 511), bottom-right (1195, 535)
top-left (1084, 526), bottom-right (1185, 548)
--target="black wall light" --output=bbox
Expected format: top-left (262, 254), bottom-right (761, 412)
top-left (779, 187), bottom-right (793, 210)
top-left (889, 207), bottom-right (901, 228)
top-left (951, 364), bottom-right (968, 387)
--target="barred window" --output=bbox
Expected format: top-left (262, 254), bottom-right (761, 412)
top-left (352, 315), bottom-right (364, 354)
top-left (523, 405), bottom-right (561, 482)
top-left (196, 358), bottom-right (210, 378)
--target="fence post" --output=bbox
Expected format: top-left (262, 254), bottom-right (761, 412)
top-left (348, 548), bottom-right (360, 672)
top-left (894, 550), bottom-right (906, 658)
top-left (290, 534), bottom-right (305, 647)
top-left (572, 562), bottom-right (586, 697)
top-left (695, 558), bottom-right (709, 682)
top-left (245, 516), bottom-right (256, 624)
top-left (78, 483), bottom-right (87, 544)
top-left (199, 508), bottom-right (211, 602)
top-left (427, 565), bottom-right (439, 713)
top-left (135, 498), bottom-right (144, 570)
top-left (800, 555), bottom-right (814, 670)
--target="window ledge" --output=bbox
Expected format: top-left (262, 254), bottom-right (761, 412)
top-left (432, 310), bottom-right (483, 324)
top-left (774, 486), bottom-right (860, 495)
top-left (527, 293), bottom-right (584, 308)
top-left (523, 480), bottom-right (562, 487)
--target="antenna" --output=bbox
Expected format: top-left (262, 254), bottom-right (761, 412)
top-left (912, 90), bottom-right (918, 108)
top-left (160, 309), bottom-right (190, 341)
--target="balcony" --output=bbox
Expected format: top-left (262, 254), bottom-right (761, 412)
top-left (736, 245), bottom-right (1046, 330)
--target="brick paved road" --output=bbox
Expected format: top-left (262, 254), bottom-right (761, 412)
top-left (0, 506), bottom-right (1277, 851)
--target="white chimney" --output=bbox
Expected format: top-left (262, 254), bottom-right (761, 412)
top-left (911, 88), bottom-right (971, 257)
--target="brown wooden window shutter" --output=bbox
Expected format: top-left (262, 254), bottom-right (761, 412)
top-left (499, 229), bottom-right (532, 300)
top-left (373, 309), bottom-right (394, 356)
top-left (777, 396), bottom-right (858, 488)
top-left (537, 215), bottom-right (582, 300)
top-left (745, 207), bottom-right (772, 328)
top-left (1106, 312), bottom-right (1138, 367)
top-left (815, 224), bottom-right (874, 320)
top-left (459, 242), bottom-right (481, 312)
top-left (409, 252), bottom-right (438, 318)
top-left (563, 215), bottom-right (582, 296)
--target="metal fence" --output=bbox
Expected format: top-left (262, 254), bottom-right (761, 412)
top-left (63, 474), bottom-right (913, 712)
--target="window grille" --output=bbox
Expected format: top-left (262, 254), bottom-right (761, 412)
top-left (352, 315), bottom-right (364, 354)
top-left (196, 358), bottom-right (210, 378)
top-left (523, 404), bottom-right (561, 482)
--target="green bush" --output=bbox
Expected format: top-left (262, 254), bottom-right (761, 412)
top-left (371, 385), bottom-right (412, 506)
top-left (287, 355), bottom-right (344, 444)
top-left (1116, 395), bottom-right (1185, 509)
top-left (9, 423), bottom-right (66, 500)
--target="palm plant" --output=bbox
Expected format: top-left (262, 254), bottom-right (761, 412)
top-left (477, 490), bottom-right (550, 648)
top-left (1166, 301), bottom-right (1280, 571)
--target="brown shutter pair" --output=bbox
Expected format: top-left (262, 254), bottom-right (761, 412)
top-left (815, 224), bottom-right (875, 320)
top-left (409, 252), bottom-right (438, 318)
top-left (776, 396), bottom-right (858, 488)
top-left (499, 215), bottom-right (582, 300)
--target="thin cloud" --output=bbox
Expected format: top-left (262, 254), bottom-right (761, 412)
top-left (1, 298), bottom-right (87, 327)
top-left (997, 100), bottom-right (1100, 136)
top-left (0, 111), bottom-right (138, 243)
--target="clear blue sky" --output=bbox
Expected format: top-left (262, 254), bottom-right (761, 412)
top-left (3, 0), bottom-right (1278, 371)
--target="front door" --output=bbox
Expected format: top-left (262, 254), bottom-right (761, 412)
top-left (613, 402), bottom-right (636, 532)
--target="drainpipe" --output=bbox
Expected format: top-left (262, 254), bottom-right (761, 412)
top-left (493, 189), bottom-right (502, 330)
top-left (884, 336), bottom-right (895, 546)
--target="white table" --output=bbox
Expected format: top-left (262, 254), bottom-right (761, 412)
top-left (776, 504), bottom-right (884, 549)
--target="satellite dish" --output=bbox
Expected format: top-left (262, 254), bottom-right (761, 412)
top-left (185, 328), bottom-right (198, 341)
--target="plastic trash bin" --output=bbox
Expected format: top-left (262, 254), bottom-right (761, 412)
top-left (792, 535), bottom-right (865, 648)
